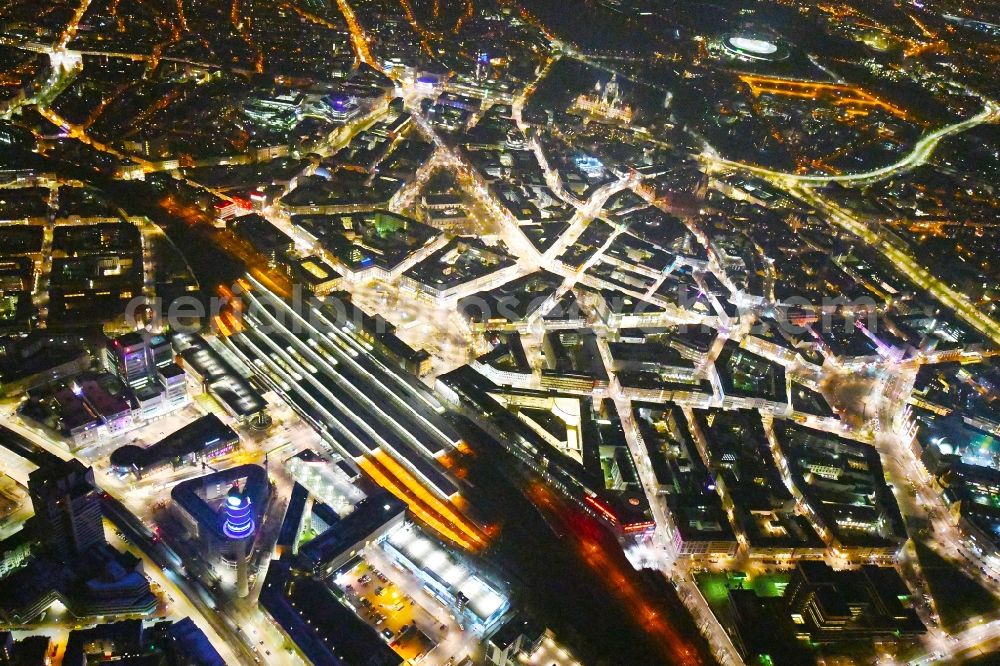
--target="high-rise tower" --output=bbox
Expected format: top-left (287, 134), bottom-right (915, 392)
top-left (223, 485), bottom-right (256, 598)
top-left (28, 459), bottom-right (106, 560)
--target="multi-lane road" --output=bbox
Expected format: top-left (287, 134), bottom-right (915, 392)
top-left (701, 94), bottom-right (1000, 350)
top-left (793, 186), bottom-right (1000, 347)
top-left (703, 98), bottom-right (1000, 186)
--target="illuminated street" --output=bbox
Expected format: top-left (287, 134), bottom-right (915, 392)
top-left (4, 1), bottom-right (1000, 665)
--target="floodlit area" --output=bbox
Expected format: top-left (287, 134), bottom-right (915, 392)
top-left (286, 452), bottom-right (365, 516)
top-left (385, 522), bottom-right (508, 630)
top-left (324, 519), bottom-right (507, 666)
top-left (346, 278), bottom-right (486, 379)
top-left (329, 523), bottom-right (493, 666)
top-left (333, 558), bottom-right (437, 662)
top-left (0, 472), bottom-right (30, 542)
top-left (728, 36), bottom-right (778, 55)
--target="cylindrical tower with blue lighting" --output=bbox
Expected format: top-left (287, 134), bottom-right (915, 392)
top-left (223, 485), bottom-right (255, 540)
top-left (223, 485), bottom-right (254, 597)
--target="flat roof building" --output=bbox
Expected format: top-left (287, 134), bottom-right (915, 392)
top-left (110, 413), bottom-right (238, 478)
top-left (173, 333), bottom-right (266, 419)
top-left (298, 493), bottom-right (406, 576)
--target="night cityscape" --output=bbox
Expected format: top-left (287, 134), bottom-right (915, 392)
top-left (0, 0), bottom-right (999, 664)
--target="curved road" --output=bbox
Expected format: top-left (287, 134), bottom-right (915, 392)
top-left (703, 99), bottom-right (1000, 186)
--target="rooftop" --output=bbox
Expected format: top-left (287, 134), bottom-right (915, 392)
top-left (298, 210), bottom-right (440, 274)
top-left (403, 237), bottom-right (517, 295)
top-left (110, 413), bottom-right (238, 474)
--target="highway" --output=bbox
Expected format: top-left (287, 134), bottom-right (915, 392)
top-left (525, 478), bottom-right (710, 666)
top-left (793, 186), bottom-right (1000, 347)
top-left (391, 59), bottom-right (743, 665)
top-left (697, 93), bottom-right (1000, 349)
top-left (1, 8), bottom-right (734, 666)
top-left (17, 12), bottom-right (998, 665)
top-left (703, 98), bottom-right (1000, 185)
top-left (331, 0), bottom-right (378, 68)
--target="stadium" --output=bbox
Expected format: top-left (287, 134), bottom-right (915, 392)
top-left (722, 33), bottom-right (790, 62)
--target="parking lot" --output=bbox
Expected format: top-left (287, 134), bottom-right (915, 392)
top-left (336, 559), bottom-right (435, 662)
